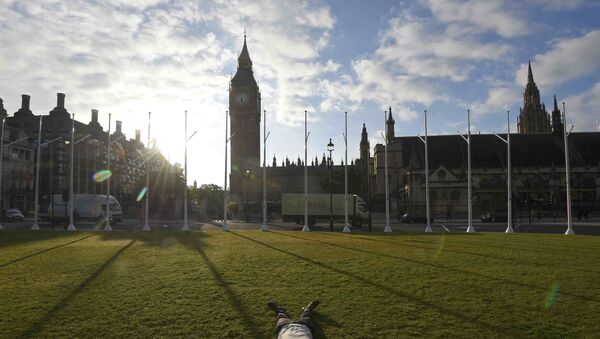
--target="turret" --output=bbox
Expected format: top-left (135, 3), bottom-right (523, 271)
top-left (386, 106), bottom-right (395, 140)
top-left (551, 94), bottom-right (564, 136)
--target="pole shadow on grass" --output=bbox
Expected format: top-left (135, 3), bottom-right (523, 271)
top-left (275, 231), bottom-right (598, 304)
top-left (229, 231), bottom-right (514, 336)
top-left (340, 234), bottom-right (599, 274)
top-left (0, 234), bottom-right (96, 269)
top-left (21, 238), bottom-right (137, 337)
top-left (190, 237), bottom-right (264, 338)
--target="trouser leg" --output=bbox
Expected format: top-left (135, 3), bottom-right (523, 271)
top-left (295, 309), bottom-right (315, 334)
top-left (275, 312), bottom-right (294, 334)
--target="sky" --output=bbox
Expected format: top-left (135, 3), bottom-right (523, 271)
top-left (1, 0), bottom-right (599, 186)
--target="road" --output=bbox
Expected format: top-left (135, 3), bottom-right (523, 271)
top-left (3, 217), bottom-right (600, 235)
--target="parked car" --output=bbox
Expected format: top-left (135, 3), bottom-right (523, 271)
top-left (3, 208), bottom-right (25, 221)
top-left (481, 211), bottom-right (508, 223)
top-left (401, 213), bottom-right (433, 223)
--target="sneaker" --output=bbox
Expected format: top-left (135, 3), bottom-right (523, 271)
top-left (267, 302), bottom-right (287, 315)
top-left (302, 300), bottom-right (320, 313)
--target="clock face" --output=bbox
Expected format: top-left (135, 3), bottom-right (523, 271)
top-left (236, 92), bottom-right (249, 106)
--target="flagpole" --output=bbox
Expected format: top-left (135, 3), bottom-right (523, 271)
top-left (563, 102), bottom-right (574, 235)
top-left (260, 109), bottom-right (269, 231)
top-left (142, 112), bottom-right (151, 231)
top-left (302, 110), bottom-right (310, 232)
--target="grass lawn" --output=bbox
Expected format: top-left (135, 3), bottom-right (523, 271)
top-left (0, 229), bottom-right (599, 338)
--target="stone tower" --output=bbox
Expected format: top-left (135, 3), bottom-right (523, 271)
top-left (551, 95), bottom-right (564, 136)
top-left (386, 106), bottom-right (395, 141)
top-left (360, 123), bottom-right (370, 165)
top-left (229, 34), bottom-right (261, 198)
top-left (517, 62), bottom-right (551, 133)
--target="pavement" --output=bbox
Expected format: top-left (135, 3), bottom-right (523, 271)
top-left (3, 216), bottom-right (600, 235)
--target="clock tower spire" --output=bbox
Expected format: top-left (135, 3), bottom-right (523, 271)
top-left (229, 33), bottom-right (261, 201)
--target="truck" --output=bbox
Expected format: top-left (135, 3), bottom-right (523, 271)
top-left (281, 193), bottom-right (369, 227)
top-left (47, 194), bottom-right (123, 224)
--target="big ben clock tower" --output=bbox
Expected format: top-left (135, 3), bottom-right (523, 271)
top-left (229, 34), bottom-right (261, 201)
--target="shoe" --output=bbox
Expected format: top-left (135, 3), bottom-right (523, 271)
top-left (302, 300), bottom-right (320, 313)
top-left (267, 302), bottom-right (288, 315)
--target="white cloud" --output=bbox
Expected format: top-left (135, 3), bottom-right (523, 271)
top-left (471, 85), bottom-right (521, 115)
top-left (515, 30), bottom-right (600, 87)
top-left (563, 82), bottom-right (600, 132)
top-left (422, 0), bottom-right (530, 38)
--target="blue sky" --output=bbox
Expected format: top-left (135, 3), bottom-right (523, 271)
top-left (1, 0), bottom-right (599, 186)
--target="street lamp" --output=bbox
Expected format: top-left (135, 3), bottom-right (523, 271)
top-left (458, 109), bottom-right (475, 233)
top-left (104, 114), bottom-right (124, 232)
top-left (142, 112), bottom-right (151, 232)
top-left (261, 109), bottom-right (270, 232)
top-left (494, 111), bottom-right (514, 233)
top-left (327, 138), bottom-right (334, 231)
top-left (382, 110), bottom-right (392, 232)
top-left (302, 110), bottom-right (310, 232)
top-left (563, 102), bottom-right (575, 235)
top-left (223, 110), bottom-right (234, 231)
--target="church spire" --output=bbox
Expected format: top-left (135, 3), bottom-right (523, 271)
top-left (527, 60), bottom-right (534, 84)
top-left (238, 30), bottom-right (252, 69)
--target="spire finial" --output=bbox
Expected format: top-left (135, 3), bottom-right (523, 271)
top-left (528, 60), bottom-right (534, 84)
top-left (244, 28), bottom-right (246, 41)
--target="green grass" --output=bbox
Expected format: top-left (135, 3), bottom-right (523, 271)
top-left (1, 230), bottom-right (599, 338)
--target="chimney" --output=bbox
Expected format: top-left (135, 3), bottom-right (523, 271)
top-left (116, 120), bottom-right (122, 133)
top-left (21, 94), bottom-right (30, 110)
top-left (91, 109), bottom-right (99, 123)
top-left (135, 129), bottom-right (141, 142)
top-left (57, 93), bottom-right (65, 108)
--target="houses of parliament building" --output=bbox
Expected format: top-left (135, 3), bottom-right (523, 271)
top-left (228, 37), bottom-right (600, 220)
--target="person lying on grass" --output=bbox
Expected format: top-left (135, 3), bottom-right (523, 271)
top-left (267, 300), bottom-right (320, 339)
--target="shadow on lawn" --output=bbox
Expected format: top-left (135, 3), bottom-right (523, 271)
top-left (21, 238), bottom-right (138, 337)
top-left (190, 239), bottom-right (265, 338)
top-left (229, 231), bottom-right (514, 336)
top-left (0, 234), bottom-right (96, 269)
top-left (275, 231), bottom-right (598, 304)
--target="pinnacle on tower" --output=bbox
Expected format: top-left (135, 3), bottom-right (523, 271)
top-left (528, 60), bottom-right (534, 84)
top-left (553, 94), bottom-right (559, 111)
top-left (238, 31), bottom-right (252, 68)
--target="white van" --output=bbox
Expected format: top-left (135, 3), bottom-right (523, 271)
top-left (47, 194), bottom-right (123, 224)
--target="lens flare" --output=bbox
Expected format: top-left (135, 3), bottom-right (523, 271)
top-left (93, 170), bottom-right (112, 183)
top-left (545, 282), bottom-right (560, 308)
top-left (136, 187), bottom-right (147, 202)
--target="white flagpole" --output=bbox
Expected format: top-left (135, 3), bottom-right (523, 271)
top-left (31, 116), bottom-right (42, 231)
top-left (383, 110), bottom-right (391, 232)
top-left (424, 110), bottom-right (432, 233)
top-left (67, 114), bottom-right (77, 231)
top-left (223, 110), bottom-right (230, 231)
top-left (182, 110), bottom-right (190, 232)
top-left (466, 109), bottom-right (475, 233)
top-left (103, 114), bottom-right (112, 231)
top-left (142, 112), bottom-right (151, 231)
top-left (506, 111), bottom-right (513, 233)
top-left (302, 110), bottom-right (310, 232)
top-left (261, 109), bottom-right (269, 231)
top-left (343, 111), bottom-right (351, 233)
top-left (563, 102), bottom-right (575, 235)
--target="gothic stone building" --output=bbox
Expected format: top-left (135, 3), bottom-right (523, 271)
top-left (372, 64), bottom-right (599, 220)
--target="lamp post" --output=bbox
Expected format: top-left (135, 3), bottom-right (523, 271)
top-left (66, 114), bottom-right (76, 231)
top-left (142, 112), bottom-right (151, 231)
top-left (494, 111), bottom-right (514, 233)
top-left (327, 138), bottom-right (334, 231)
top-left (261, 109), bottom-right (270, 231)
top-left (563, 102), bottom-right (574, 235)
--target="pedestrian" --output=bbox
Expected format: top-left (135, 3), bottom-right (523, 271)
top-left (267, 300), bottom-right (320, 339)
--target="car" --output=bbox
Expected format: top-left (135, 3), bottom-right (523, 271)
top-left (480, 211), bottom-right (508, 223)
top-left (401, 213), bottom-right (433, 223)
top-left (3, 208), bottom-right (25, 221)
